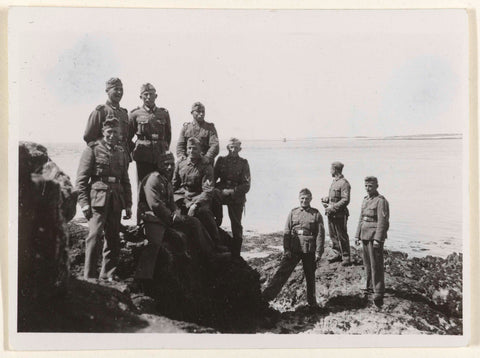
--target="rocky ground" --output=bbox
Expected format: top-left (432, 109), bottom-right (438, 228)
top-left (17, 141), bottom-right (463, 335)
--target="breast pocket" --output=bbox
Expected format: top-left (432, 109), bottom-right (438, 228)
top-left (94, 156), bottom-right (109, 176)
top-left (90, 181), bottom-right (109, 208)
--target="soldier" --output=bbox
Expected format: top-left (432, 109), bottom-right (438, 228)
top-left (355, 176), bottom-right (390, 307)
top-left (213, 137), bottom-right (251, 257)
top-left (135, 152), bottom-right (228, 281)
top-left (129, 83), bottom-right (172, 183)
top-left (83, 78), bottom-right (131, 162)
top-left (176, 102), bottom-right (219, 164)
top-left (262, 188), bottom-right (325, 308)
top-left (76, 118), bottom-right (132, 282)
top-left (172, 137), bottom-right (227, 252)
top-left (321, 161), bottom-right (352, 266)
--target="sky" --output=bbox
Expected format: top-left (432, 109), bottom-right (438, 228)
top-left (9, 8), bottom-right (468, 143)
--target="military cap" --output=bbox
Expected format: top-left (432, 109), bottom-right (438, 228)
top-left (140, 83), bottom-right (156, 95)
top-left (331, 161), bottom-right (344, 171)
top-left (103, 117), bottom-right (119, 128)
top-left (105, 77), bottom-right (123, 91)
top-left (364, 176), bottom-right (378, 185)
top-left (299, 188), bottom-right (312, 197)
top-left (227, 137), bottom-right (242, 148)
top-left (187, 137), bottom-right (201, 147)
top-left (158, 151), bottom-right (175, 164)
top-left (191, 102), bottom-right (205, 112)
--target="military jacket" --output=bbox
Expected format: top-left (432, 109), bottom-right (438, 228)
top-left (76, 139), bottom-right (132, 211)
top-left (172, 157), bottom-right (214, 205)
top-left (284, 206), bottom-right (325, 254)
top-left (326, 175), bottom-right (351, 217)
top-left (214, 155), bottom-right (251, 204)
top-left (83, 101), bottom-right (131, 156)
top-left (138, 171), bottom-right (176, 226)
top-left (355, 192), bottom-right (390, 242)
top-left (176, 120), bottom-right (219, 163)
top-left (128, 105), bottom-right (172, 163)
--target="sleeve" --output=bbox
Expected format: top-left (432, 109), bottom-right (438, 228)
top-left (233, 160), bottom-right (251, 198)
top-left (355, 200), bottom-right (364, 239)
top-left (127, 111), bottom-right (137, 153)
top-left (205, 124), bottom-right (219, 162)
top-left (374, 198), bottom-right (390, 242)
top-left (83, 108), bottom-right (103, 144)
top-left (172, 161), bottom-right (181, 191)
top-left (143, 175), bottom-right (173, 225)
top-left (193, 165), bottom-right (214, 205)
top-left (315, 212), bottom-right (325, 254)
top-left (165, 111), bottom-right (172, 150)
top-left (283, 210), bottom-right (293, 252)
top-left (176, 125), bottom-right (187, 160)
top-left (213, 157), bottom-right (222, 184)
top-left (331, 181), bottom-right (350, 212)
top-left (75, 147), bottom-right (94, 209)
top-left (121, 152), bottom-right (132, 208)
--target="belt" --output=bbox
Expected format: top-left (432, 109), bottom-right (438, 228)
top-left (293, 228), bottom-right (313, 236)
top-left (137, 134), bottom-right (160, 141)
top-left (93, 176), bottom-right (121, 184)
top-left (362, 216), bottom-right (377, 222)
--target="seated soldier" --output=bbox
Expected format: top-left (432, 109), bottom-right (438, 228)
top-left (213, 138), bottom-right (251, 257)
top-left (135, 152), bottom-right (228, 281)
top-left (172, 137), bottom-right (228, 252)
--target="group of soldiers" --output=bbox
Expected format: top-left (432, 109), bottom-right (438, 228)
top-left (75, 77), bottom-right (390, 311)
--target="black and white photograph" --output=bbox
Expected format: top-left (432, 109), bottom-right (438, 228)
top-left (8, 7), bottom-right (470, 350)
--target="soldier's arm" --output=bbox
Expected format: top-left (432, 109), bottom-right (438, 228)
top-left (144, 174), bottom-right (173, 225)
top-left (121, 151), bottom-right (132, 209)
top-left (283, 211), bottom-right (293, 253)
top-left (165, 111), bottom-right (172, 150)
top-left (213, 157), bottom-right (222, 184)
top-left (355, 201), bottom-right (364, 239)
top-left (194, 165), bottom-right (214, 205)
top-left (315, 212), bottom-right (325, 255)
top-left (234, 160), bottom-right (251, 197)
top-left (374, 198), bottom-right (390, 242)
top-left (83, 108), bottom-right (103, 144)
top-left (127, 111), bottom-right (137, 153)
top-left (331, 181), bottom-right (351, 212)
top-left (176, 125), bottom-right (187, 160)
top-left (172, 162), bottom-right (181, 191)
top-left (205, 124), bottom-right (219, 163)
top-left (75, 146), bottom-right (94, 210)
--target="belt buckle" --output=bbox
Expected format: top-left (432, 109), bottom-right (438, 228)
top-left (108, 177), bottom-right (116, 183)
top-left (151, 134), bottom-right (159, 140)
top-left (297, 229), bottom-right (304, 235)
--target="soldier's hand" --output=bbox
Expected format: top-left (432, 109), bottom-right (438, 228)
top-left (187, 204), bottom-right (197, 217)
top-left (355, 238), bottom-right (361, 246)
top-left (123, 207), bottom-right (132, 220)
top-left (222, 189), bottom-right (234, 196)
top-left (284, 251), bottom-right (292, 259)
top-left (321, 197), bottom-right (329, 204)
top-left (82, 208), bottom-right (92, 220)
top-left (373, 240), bottom-right (381, 249)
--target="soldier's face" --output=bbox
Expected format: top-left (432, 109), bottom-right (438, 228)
top-left (330, 166), bottom-right (337, 177)
top-left (102, 127), bottom-right (119, 146)
top-left (299, 194), bottom-right (312, 208)
top-left (227, 144), bottom-right (241, 155)
top-left (192, 109), bottom-right (205, 122)
top-left (107, 85), bottom-right (124, 103)
top-left (160, 160), bottom-right (175, 179)
top-left (187, 144), bottom-right (201, 159)
top-left (141, 90), bottom-right (157, 107)
top-left (365, 182), bottom-right (378, 195)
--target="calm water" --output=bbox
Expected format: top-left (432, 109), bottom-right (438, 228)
top-left (45, 137), bottom-right (463, 258)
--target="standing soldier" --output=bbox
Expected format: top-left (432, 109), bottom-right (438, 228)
top-left (83, 78), bottom-right (131, 163)
top-left (176, 102), bottom-right (219, 164)
top-left (262, 188), bottom-right (325, 308)
top-left (321, 161), bottom-right (352, 266)
top-left (172, 137), bottom-right (227, 252)
top-left (76, 118), bottom-right (132, 282)
top-left (129, 83), bottom-right (172, 183)
top-left (135, 152), bottom-right (229, 281)
top-left (355, 176), bottom-right (390, 307)
top-left (213, 138), bottom-right (251, 257)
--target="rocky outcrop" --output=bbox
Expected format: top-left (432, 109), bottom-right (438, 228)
top-left (18, 142), bottom-right (77, 331)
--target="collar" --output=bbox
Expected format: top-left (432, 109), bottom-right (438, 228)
top-left (299, 206), bottom-right (311, 212)
top-left (192, 119), bottom-right (205, 126)
top-left (187, 156), bottom-right (200, 165)
top-left (333, 174), bottom-right (344, 182)
top-left (143, 104), bottom-right (157, 113)
top-left (367, 191), bottom-right (379, 199)
top-left (101, 139), bottom-right (113, 151)
top-left (106, 100), bottom-right (119, 110)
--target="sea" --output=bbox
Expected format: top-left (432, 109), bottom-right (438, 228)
top-left (44, 136), bottom-right (464, 259)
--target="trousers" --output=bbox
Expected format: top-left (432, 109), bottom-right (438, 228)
top-left (328, 215), bottom-right (350, 258)
top-left (262, 252), bottom-right (316, 305)
top-left (361, 240), bottom-right (385, 298)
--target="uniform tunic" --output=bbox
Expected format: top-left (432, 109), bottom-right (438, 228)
top-left (176, 120), bottom-right (219, 163)
top-left (213, 154), bottom-right (251, 256)
top-left (325, 175), bottom-right (351, 258)
top-left (262, 206), bottom-right (325, 306)
top-left (76, 139), bottom-right (132, 279)
top-left (355, 191), bottom-right (390, 298)
top-left (83, 101), bottom-right (131, 161)
top-left (129, 105), bottom-right (172, 183)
